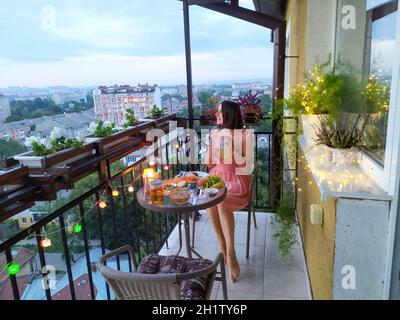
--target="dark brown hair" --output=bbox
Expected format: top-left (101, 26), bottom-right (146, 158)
top-left (220, 100), bottom-right (243, 129)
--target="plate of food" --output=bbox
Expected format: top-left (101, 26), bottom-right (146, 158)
top-left (185, 171), bottom-right (209, 178)
top-left (197, 175), bottom-right (225, 190)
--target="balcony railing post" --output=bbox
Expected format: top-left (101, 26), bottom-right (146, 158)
top-left (271, 21), bottom-right (286, 209)
top-left (183, 0), bottom-right (195, 129)
top-left (5, 248), bottom-right (20, 300)
top-left (96, 191), bottom-right (111, 300)
top-left (35, 231), bottom-right (52, 300)
top-left (59, 215), bottom-right (76, 300)
top-left (78, 202), bottom-right (96, 300)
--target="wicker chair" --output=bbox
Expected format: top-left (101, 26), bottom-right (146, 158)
top-left (97, 245), bottom-right (228, 300)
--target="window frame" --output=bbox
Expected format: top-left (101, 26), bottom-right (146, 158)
top-left (358, 1), bottom-right (400, 194)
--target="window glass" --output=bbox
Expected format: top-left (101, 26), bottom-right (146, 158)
top-left (363, 3), bottom-right (397, 164)
top-left (335, 0), bottom-right (398, 165)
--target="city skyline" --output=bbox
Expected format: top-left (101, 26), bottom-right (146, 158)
top-left (0, 0), bottom-right (274, 88)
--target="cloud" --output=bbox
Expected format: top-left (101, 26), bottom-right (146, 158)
top-left (0, 47), bottom-right (273, 87)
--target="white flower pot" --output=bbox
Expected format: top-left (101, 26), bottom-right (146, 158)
top-left (301, 114), bottom-right (328, 147)
top-left (324, 145), bottom-right (359, 167)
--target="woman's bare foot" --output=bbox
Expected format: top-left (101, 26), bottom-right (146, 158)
top-left (227, 255), bottom-right (240, 283)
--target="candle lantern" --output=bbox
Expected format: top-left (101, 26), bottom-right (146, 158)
top-left (142, 168), bottom-right (156, 200)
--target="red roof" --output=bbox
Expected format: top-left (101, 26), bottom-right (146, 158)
top-left (0, 276), bottom-right (31, 300)
top-left (52, 274), bottom-right (97, 300)
top-left (0, 248), bottom-right (36, 282)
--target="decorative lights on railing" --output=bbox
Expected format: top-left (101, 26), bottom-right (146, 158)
top-left (98, 201), bottom-right (107, 209)
top-left (73, 224), bottom-right (82, 233)
top-left (7, 263), bottom-right (20, 275)
top-left (2, 160), bottom-right (173, 279)
top-left (41, 237), bottom-right (52, 248)
top-left (112, 188), bottom-right (119, 197)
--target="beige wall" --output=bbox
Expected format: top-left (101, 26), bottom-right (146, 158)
top-left (297, 147), bottom-right (337, 300)
top-left (305, 0), bottom-right (338, 69)
top-left (285, 0), bottom-right (308, 90)
top-left (335, 0), bottom-right (367, 71)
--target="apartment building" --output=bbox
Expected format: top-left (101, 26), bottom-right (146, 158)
top-left (93, 84), bottom-right (161, 123)
top-left (0, 94), bottom-right (11, 123)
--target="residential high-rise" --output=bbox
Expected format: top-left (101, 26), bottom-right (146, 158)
top-left (93, 84), bottom-right (161, 123)
top-left (0, 94), bottom-right (11, 122)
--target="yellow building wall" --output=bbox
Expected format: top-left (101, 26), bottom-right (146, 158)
top-left (285, 0), bottom-right (307, 88)
top-left (17, 217), bottom-right (33, 229)
top-left (284, 0), bottom-right (341, 300)
top-left (297, 147), bottom-right (336, 300)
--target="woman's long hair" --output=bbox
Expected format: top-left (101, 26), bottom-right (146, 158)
top-left (220, 100), bottom-right (243, 130)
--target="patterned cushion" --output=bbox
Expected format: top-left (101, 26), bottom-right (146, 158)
top-left (137, 254), bottom-right (213, 300)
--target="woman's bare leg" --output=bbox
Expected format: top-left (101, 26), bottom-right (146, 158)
top-left (218, 204), bottom-right (240, 283)
top-left (206, 206), bottom-right (227, 260)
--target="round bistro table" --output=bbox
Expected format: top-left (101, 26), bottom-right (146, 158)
top-left (137, 186), bottom-right (227, 258)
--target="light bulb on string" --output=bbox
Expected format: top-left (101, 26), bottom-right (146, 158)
top-left (112, 188), bottom-right (119, 197)
top-left (98, 201), bottom-right (107, 209)
top-left (7, 263), bottom-right (20, 275)
top-left (41, 237), bottom-right (52, 248)
top-left (74, 224), bottom-right (82, 233)
top-left (128, 185), bottom-right (134, 193)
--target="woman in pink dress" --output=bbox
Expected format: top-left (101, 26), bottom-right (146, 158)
top-left (205, 101), bottom-right (254, 283)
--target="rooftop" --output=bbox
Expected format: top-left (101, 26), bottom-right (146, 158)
top-left (95, 84), bottom-right (159, 95)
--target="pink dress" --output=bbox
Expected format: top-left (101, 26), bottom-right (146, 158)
top-left (208, 130), bottom-right (252, 211)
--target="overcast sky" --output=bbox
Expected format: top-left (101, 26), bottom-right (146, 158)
top-left (0, 0), bottom-right (273, 88)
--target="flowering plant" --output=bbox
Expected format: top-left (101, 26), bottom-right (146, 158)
top-left (89, 120), bottom-right (118, 138)
top-left (237, 90), bottom-right (263, 125)
top-left (25, 127), bottom-right (85, 156)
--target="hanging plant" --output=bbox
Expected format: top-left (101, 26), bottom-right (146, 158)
top-left (274, 201), bottom-right (298, 263)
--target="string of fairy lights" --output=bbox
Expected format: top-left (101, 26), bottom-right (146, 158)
top-left (2, 144), bottom-right (182, 277)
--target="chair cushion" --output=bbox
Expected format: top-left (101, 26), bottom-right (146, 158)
top-left (137, 254), bottom-right (213, 300)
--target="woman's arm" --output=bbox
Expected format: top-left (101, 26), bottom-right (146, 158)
top-left (233, 129), bottom-right (254, 175)
top-left (204, 129), bottom-right (217, 169)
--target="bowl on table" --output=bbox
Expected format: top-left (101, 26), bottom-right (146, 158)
top-left (169, 189), bottom-right (192, 204)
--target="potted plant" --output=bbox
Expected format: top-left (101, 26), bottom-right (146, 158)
top-left (123, 108), bottom-right (138, 128)
top-left (314, 116), bottom-right (364, 166)
top-left (85, 120), bottom-right (132, 152)
top-left (14, 128), bottom-right (95, 169)
top-left (237, 90), bottom-right (263, 126)
top-left (199, 107), bottom-right (217, 126)
top-left (149, 105), bottom-right (167, 119)
top-left (282, 58), bottom-right (376, 148)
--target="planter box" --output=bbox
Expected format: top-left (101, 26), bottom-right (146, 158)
top-left (241, 105), bottom-right (263, 126)
top-left (323, 145), bottom-right (360, 167)
top-left (14, 143), bottom-right (96, 169)
top-left (200, 108), bottom-right (217, 126)
top-left (86, 120), bottom-right (162, 155)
